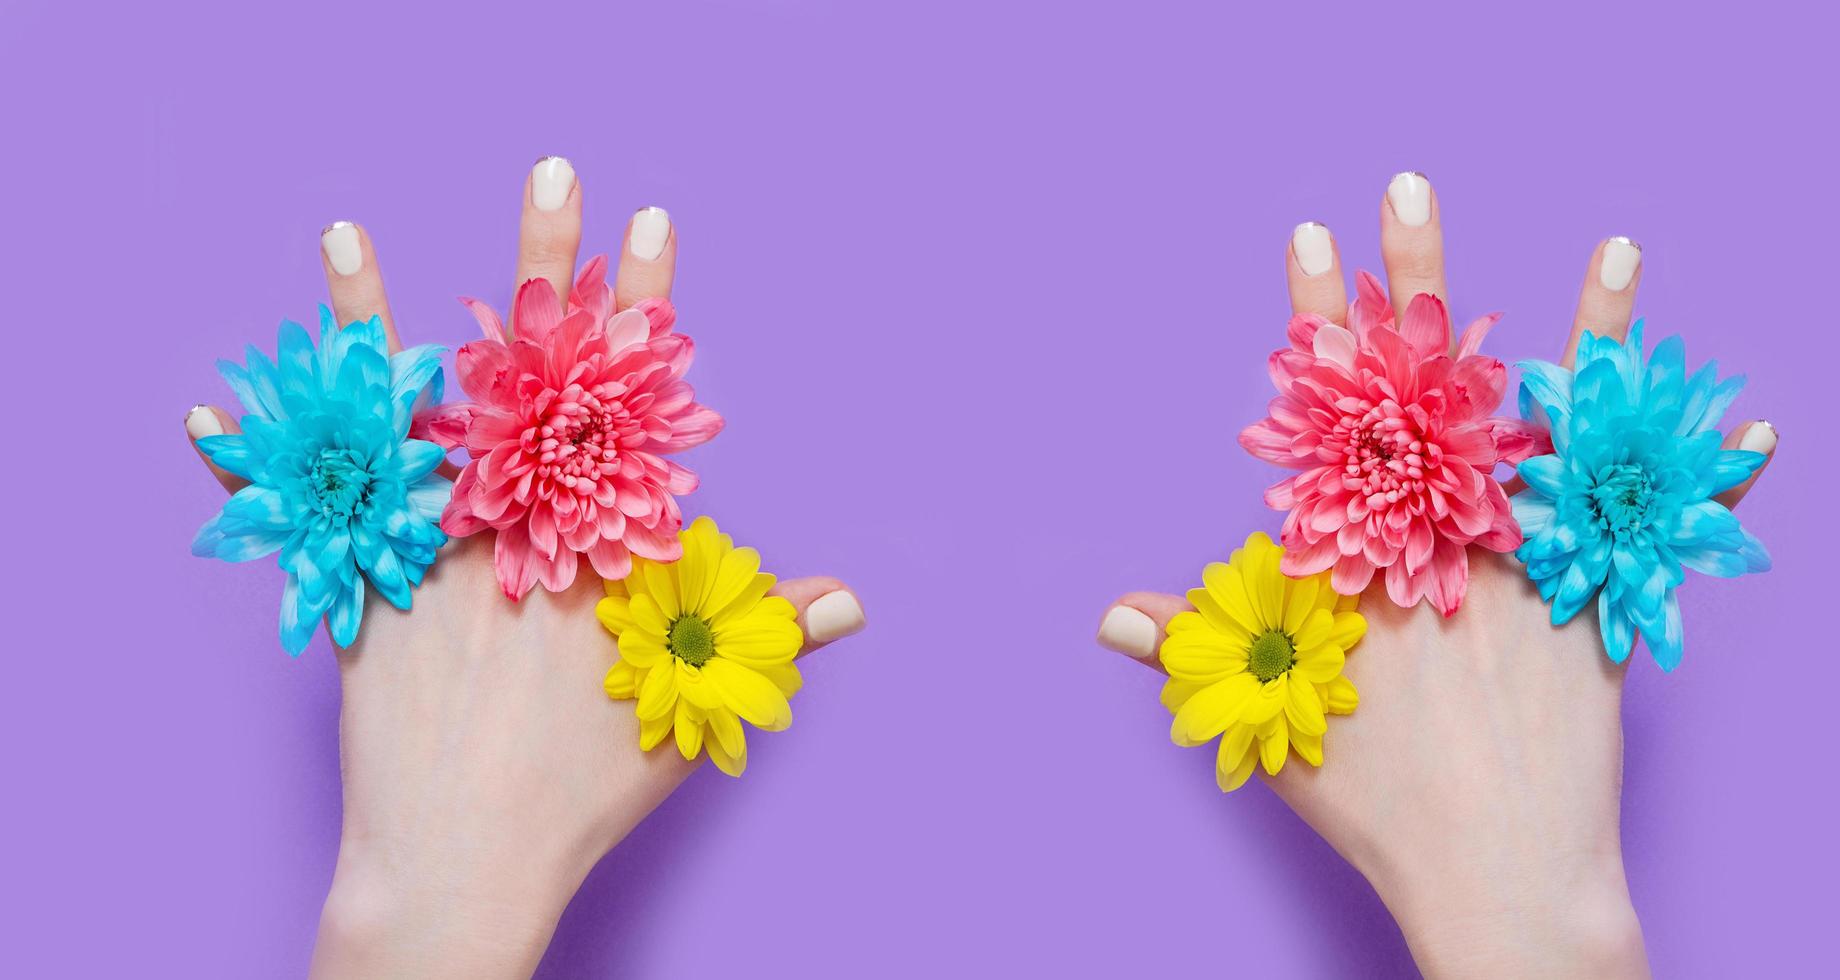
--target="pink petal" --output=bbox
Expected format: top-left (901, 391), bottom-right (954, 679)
top-left (654, 405), bottom-right (724, 453)
top-left (586, 537), bottom-right (632, 580)
top-left (1286, 313), bottom-right (1330, 353)
top-left (1454, 312), bottom-right (1502, 360)
top-left (1331, 555), bottom-right (1375, 595)
top-left (1349, 270), bottom-right (1392, 340)
top-left (636, 297), bottom-right (676, 338)
top-left (459, 296), bottom-right (507, 343)
top-left (512, 278), bottom-right (564, 343)
top-left (605, 308), bottom-right (651, 353)
top-left (536, 543), bottom-right (578, 593)
top-left (494, 522), bottom-right (541, 600)
top-left (1398, 293), bottom-right (1450, 358)
top-left (1311, 323), bottom-right (1359, 371)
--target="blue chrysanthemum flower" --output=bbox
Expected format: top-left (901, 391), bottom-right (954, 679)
top-left (1512, 321), bottom-right (1770, 671)
top-left (192, 311), bottom-right (452, 655)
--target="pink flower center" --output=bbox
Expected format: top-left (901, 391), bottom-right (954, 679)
top-left (526, 384), bottom-right (635, 496)
top-left (1330, 398), bottom-right (1441, 508)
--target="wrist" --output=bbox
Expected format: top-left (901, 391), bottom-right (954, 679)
top-left (1376, 855), bottom-right (1648, 979)
top-left (310, 837), bottom-right (590, 979)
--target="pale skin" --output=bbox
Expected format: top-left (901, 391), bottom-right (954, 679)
top-left (1101, 176), bottom-right (1776, 979)
top-left (185, 162), bottom-right (865, 977)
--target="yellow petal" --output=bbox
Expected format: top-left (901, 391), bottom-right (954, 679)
top-left (1284, 675), bottom-right (1327, 735)
top-left (612, 626), bottom-right (669, 669)
top-left (1158, 631), bottom-right (1249, 682)
top-left (642, 559), bottom-right (680, 619)
top-left (595, 595), bottom-right (634, 637)
top-left (1159, 677), bottom-right (1208, 714)
top-left (674, 701), bottom-right (705, 760)
top-left (1199, 564), bottom-right (1262, 635)
top-left (1325, 676), bottom-right (1360, 714)
top-left (635, 659), bottom-right (678, 720)
top-left (1170, 673), bottom-right (1257, 746)
top-left (1293, 643), bottom-right (1346, 684)
top-left (1218, 742), bottom-right (1259, 792)
top-left (675, 660), bottom-right (720, 710)
top-left (706, 725), bottom-right (748, 776)
top-left (704, 546), bottom-right (764, 619)
top-left (1291, 608), bottom-right (1334, 651)
top-left (1241, 677), bottom-right (1288, 725)
top-left (1165, 610), bottom-right (1209, 635)
top-left (1218, 722), bottom-right (1255, 775)
top-left (710, 573), bottom-right (778, 629)
top-left (1335, 591), bottom-right (1359, 614)
top-left (714, 619), bottom-right (803, 668)
top-left (602, 574), bottom-right (629, 599)
top-left (604, 661), bottom-right (640, 700)
top-left (638, 711), bottom-right (672, 751)
top-left (1251, 539), bottom-right (1285, 630)
top-left (1258, 716), bottom-right (1289, 775)
top-left (1291, 729), bottom-right (1324, 766)
top-left (706, 706), bottom-right (746, 758)
top-left (704, 658), bottom-right (792, 731)
top-left (674, 518), bottom-right (721, 614)
top-left (1329, 611), bottom-right (1367, 651)
top-left (629, 592), bottom-right (672, 637)
top-left (753, 662), bottom-right (803, 698)
top-left (1283, 572), bottom-right (1319, 635)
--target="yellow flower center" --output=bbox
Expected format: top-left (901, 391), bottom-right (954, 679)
top-left (668, 615), bottom-right (716, 667)
top-left (1248, 630), bottom-right (1295, 683)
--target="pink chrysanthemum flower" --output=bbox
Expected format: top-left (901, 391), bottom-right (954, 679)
top-left (421, 257), bottom-right (722, 599)
top-left (1239, 272), bottom-right (1548, 615)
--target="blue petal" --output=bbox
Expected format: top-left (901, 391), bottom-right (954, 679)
top-left (328, 577), bottom-right (365, 647)
top-left (1518, 455), bottom-right (1568, 497)
top-left (393, 439), bottom-right (448, 483)
top-left (1598, 591), bottom-right (1636, 663)
top-left (406, 476), bottom-right (454, 523)
top-left (1672, 499), bottom-right (1740, 545)
top-left (1644, 591), bottom-right (1685, 672)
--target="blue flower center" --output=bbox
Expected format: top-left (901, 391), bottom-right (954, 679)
top-left (1588, 464), bottom-right (1654, 537)
top-left (310, 449), bottom-right (375, 517)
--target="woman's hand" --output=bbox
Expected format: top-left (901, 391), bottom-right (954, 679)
top-left (1096, 174), bottom-right (1776, 979)
top-left (184, 158), bottom-right (866, 979)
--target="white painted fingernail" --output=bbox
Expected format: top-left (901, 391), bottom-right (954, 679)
top-left (1292, 222), bottom-right (1335, 277)
top-left (630, 206), bottom-right (671, 261)
top-left (321, 221), bottom-right (362, 277)
top-left (185, 405), bottom-right (222, 441)
top-left (805, 591), bottom-right (865, 643)
top-left (1097, 606), bottom-right (1158, 660)
top-left (531, 156), bottom-right (576, 212)
top-left (1386, 172), bottom-right (1432, 227)
top-left (1739, 420), bottom-right (1777, 455)
top-left (1599, 236), bottom-right (1642, 291)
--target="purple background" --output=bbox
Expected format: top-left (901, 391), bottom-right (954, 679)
top-left (6, 0), bottom-right (1834, 975)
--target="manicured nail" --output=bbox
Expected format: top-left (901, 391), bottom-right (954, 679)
top-left (1739, 420), bottom-right (1777, 455)
top-left (320, 221), bottom-right (362, 277)
top-left (805, 591), bottom-right (865, 643)
top-left (630, 206), bottom-right (671, 261)
top-left (1386, 172), bottom-right (1432, 227)
top-left (1599, 236), bottom-right (1642, 291)
top-left (1096, 606), bottom-right (1158, 659)
top-left (1292, 222), bottom-right (1335, 277)
top-left (185, 405), bottom-right (222, 441)
top-left (531, 156), bottom-right (576, 212)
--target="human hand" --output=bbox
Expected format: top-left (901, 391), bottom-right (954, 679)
top-left (184, 158), bottom-right (867, 978)
top-left (1095, 174), bottom-right (1775, 979)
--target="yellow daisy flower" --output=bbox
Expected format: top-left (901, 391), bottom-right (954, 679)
top-left (597, 517), bottom-right (804, 777)
top-left (1159, 531), bottom-right (1364, 792)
